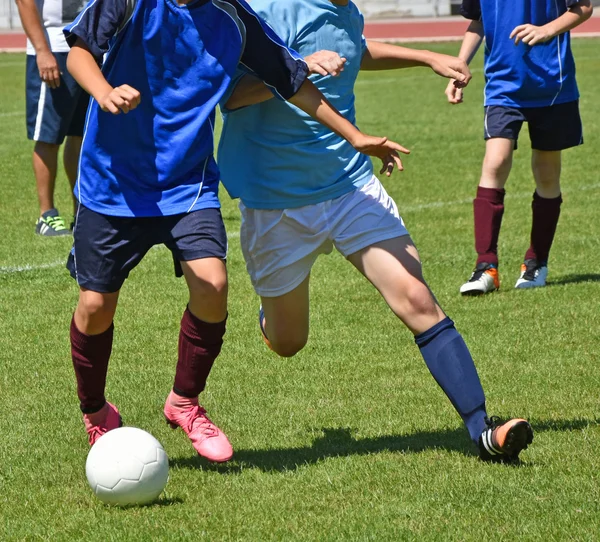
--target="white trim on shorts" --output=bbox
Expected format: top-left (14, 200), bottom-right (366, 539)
top-left (33, 83), bottom-right (47, 142)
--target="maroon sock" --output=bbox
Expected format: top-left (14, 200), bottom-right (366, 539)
top-left (525, 191), bottom-right (562, 264)
top-left (71, 317), bottom-right (113, 414)
top-left (474, 186), bottom-right (505, 266)
top-left (173, 308), bottom-right (227, 398)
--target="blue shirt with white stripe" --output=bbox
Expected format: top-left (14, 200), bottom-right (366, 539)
top-left (218, 0), bottom-right (372, 210)
top-left (64, 0), bottom-right (308, 217)
top-left (461, 0), bottom-right (581, 108)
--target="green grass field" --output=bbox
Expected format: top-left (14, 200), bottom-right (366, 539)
top-left (1, 40), bottom-right (600, 541)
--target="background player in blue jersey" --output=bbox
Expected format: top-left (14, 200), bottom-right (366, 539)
top-left (63, 0), bottom-right (406, 463)
top-left (446, 0), bottom-right (593, 295)
top-left (219, 0), bottom-right (533, 463)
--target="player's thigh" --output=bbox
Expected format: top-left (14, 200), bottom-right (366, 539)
top-left (179, 258), bottom-right (228, 322)
top-left (347, 236), bottom-right (443, 332)
top-left (260, 274), bottom-right (310, 352)
top-left (239, 202), bottom-right (330, 299)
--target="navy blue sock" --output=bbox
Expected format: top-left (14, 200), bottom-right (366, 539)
top-left (415, 317), bottom-right (488, 444)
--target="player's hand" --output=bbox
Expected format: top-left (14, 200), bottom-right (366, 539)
top-left (351, 135), bottom-right (410, 177)
top-left (428, 53), bottom-right (471, 88)
top-left (445, 79), bottom-right (464, 104)
top-left (98, 85), bottom-right (141, 114)
top-left (36, 50), bottom-right (61, 89)
top-left (304, 50), bottom-right (347, 77)
top-left (510, 24), bottom-right (553, 45)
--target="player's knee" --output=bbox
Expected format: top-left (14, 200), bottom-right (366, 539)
top-left (270, 335), bottom-right (307, 358)
top-left (77, 292), bottom-right (117, 328)
top-left (482, 154), bottom-right (512, 181)
top-left (401, 285), bottom-right (438, 319)
top-left (188, 274), bottom-right (228, 301)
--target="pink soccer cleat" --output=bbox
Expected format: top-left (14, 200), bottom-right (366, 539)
top-left (83, 401), bottom-right (123, 446)
top-left (164, 391), bottom-right (233, 463)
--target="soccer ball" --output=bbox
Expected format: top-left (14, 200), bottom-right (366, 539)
top-left (86, 427), bottom-right (169, 506)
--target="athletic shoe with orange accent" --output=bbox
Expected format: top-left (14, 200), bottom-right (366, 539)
top-left (259, 305), bottom-right (274, 351)
top-left (479, 416), bottom-right (534, 463)
top-left (164, 391), bottom-right (233, 463)
top-left (83, 401), bottom-right (123, 446)
top-left (515, 259), bottom-right (548, 289)
top-left (460, 262), bottom-right (500, 295)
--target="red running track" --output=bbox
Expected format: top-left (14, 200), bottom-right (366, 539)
top-left (2, 16), bottom-right (600, 50)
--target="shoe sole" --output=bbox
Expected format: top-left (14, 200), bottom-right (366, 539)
top-left (501, 420), bottom-right (534, 457)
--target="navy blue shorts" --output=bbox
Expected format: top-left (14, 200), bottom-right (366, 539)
top-left (67, 205), bottom-right (228, 292)
top-left (26, 53), bottom-right (90, 144)
top-left (484, 100), bottom-right (583, 151)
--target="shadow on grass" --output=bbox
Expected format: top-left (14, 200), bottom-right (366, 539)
top-left (170, 417), bottom-right (599, 473)
top-left (548, 273), bottom-right (600, 286)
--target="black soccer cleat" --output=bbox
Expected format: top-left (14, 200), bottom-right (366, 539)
top-left (479, 416), bottom-right (534, 464)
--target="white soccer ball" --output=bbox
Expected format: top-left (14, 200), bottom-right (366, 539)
top-left (86, 427), bottom-right (169, 506)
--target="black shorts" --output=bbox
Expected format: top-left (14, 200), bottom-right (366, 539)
top-left (26, 53), bottom-right (90, 144)
top-left (483, 100), bottom-right (583, 151)
top-left (67, 205), bottom-right (228, 293)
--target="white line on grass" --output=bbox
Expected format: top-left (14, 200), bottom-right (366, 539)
top-left (2, 185), bottom-right (597, 275)
top-left (0, 111), bottom-right (23, 118)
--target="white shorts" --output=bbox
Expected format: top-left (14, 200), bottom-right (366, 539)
top-left (239, 176), bottom-right (409, 297)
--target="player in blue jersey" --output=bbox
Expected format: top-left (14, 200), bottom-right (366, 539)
top-left (219, 0), bottom-right (533, 463)
top-left (446, 0), bottom-right (593, 295)
top-left (62, 0), bottom-right (407, 462)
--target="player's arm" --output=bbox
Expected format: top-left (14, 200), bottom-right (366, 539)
top-left (361, 41), bottom-right (471, 86)
top-left (67, 39), bottom-right (140, 114)
top-left (14, 0), bottom-right (60, 88)
top-left (229, 0), bottom-right (408, 175)
top-left (64, 0), bottom-right (140, 114)
top-left (510, 0), bottom-right (593, 45)
top-left (224, 50), bottom-right (346, 110)
top-left (445, 16), bottom-right (484, 104)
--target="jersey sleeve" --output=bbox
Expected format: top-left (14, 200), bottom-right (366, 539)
top-left (225, 0), bottom-right (308, 100)
top-left (460, 0), bottom-right (482, 21)
top-left (63, 0), bottom-right (131, 58)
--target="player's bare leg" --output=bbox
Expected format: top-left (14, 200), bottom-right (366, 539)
top-left (260, 275), bottom-right (311, 357)
top-left (72, 289), bottom-right (122, 445)
top-left (349, 235), bottom-right (532, 461)
top-left (516, 150), bottom-right (562, 289)
top-left (347, 235), bottom-right (444, 334)
top-left (33, 141), bottom-right (70, 236)
top-left (461, 138), bottom-right (515, 295)
top-left (164, 257), bottom-right (233, 462)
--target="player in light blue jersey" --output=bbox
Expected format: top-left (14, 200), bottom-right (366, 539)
top-left (447, 0), bottom-right (593, 295)
top-left (219, 0), bottom-right (534, 463)
top-left (62, 0), bottom-right (406, 462)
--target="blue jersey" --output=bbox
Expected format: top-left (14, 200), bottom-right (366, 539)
top-left (461, 0), bottom-right (581, 108)
top-left (64, 0), bottom-right (308, 217)
top-left (218, 0), bottom-right (372, 210)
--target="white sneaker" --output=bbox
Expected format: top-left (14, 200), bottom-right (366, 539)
top-left (460, 263), bottom-right (500, 295)
top-left (515, 259), bottom-right (548, 289)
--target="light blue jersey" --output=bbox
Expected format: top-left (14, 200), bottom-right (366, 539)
top-left (461, 0), bottom-right (580, 108)
top-left (218, 0), bottom-right (372, 210)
